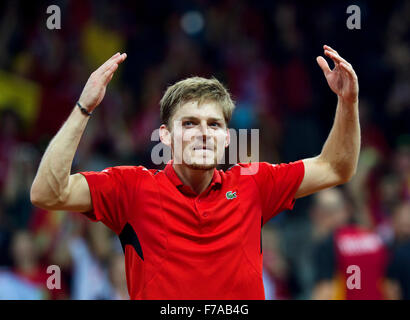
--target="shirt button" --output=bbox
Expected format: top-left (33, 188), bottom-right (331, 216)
top-left (202, 213), bottom-right (208, 217)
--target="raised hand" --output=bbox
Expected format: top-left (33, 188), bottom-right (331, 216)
top-left (316, 45), bottom-right (358, 104)
top-left (78, 52), bottom-right (127, 112)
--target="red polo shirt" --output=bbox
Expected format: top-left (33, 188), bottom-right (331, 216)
top-left (79, 160), bottom-right (304, 299)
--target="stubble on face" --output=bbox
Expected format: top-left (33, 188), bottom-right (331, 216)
top-left (185, 147), bottom-right (219, 170)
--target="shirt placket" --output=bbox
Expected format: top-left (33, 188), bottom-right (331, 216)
top-left (194, 186), bottom-right (218, 232)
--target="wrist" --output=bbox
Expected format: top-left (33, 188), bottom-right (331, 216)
top-left (77, 97), bottom-right (95, 112)
top-left (76, 101), bottom-right (93, 116)
top-left (337, 95), bottom-right (358, 106)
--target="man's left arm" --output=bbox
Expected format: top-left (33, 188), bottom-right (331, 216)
top-left (295, 45), bottom-right (360, 199)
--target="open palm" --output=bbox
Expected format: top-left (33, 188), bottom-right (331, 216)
top-left (79, 52), bottom-right (127, 112)
top-left (317, 45), bottom-right (358, 104)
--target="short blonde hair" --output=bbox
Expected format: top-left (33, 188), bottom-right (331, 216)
top-left (160, 76), bottom-right (235, 128)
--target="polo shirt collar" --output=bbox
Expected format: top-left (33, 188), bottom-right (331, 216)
top-left (164, 160), bottom-right (221, 195)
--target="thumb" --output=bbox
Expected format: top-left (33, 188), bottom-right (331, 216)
top-left (316, 56), bottom-right (331, 76)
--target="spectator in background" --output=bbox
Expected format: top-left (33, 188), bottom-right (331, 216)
top-left (0, 109), bottom-right (23, 198)
top-left (3, 141), bottom-right (38, 229)
top-left (385, 201), bottom-right (410, 300)
top-left (310, 188), bottom-right (350, 242)
top-left (262, 223), bottom-right (290, 300)
top-left (8, 229), bottom-right (68, 299)
top-left (0, 199), bottom-right (12, 267)
top-left (67, 222), bottom-right (115, 300)
top-left (108, 253), bottom-right (129, 300)
top-left (7, 230), bottom-right (49, 299)
top-left (311, 188), bottom-right (388, 300)
top-left (0, 268), bottom-right (43, 300)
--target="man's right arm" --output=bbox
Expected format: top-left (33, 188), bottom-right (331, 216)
top-left (30, 52), bottom-right (127, 212)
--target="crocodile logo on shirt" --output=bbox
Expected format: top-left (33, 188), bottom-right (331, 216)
top-left (226, 191), bottom-right (237, 200)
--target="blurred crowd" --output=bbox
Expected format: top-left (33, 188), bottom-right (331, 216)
top-left (0, 0), bottom-right (409, 299)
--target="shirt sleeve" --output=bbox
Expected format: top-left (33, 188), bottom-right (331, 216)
top-left (250, 160), bottom-right (305, 224)
top-left (79, 166), bottom-right (137, 234)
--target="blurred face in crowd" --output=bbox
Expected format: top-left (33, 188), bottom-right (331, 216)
top-left (392, 202), bottom-right (410, 242)
top-left (161, 100), bottom-right (229, 170)
top-left (393, 146), bottom-right (410, 176)
top-left (11, 230), bottom-right (37, 268)
top-left (379, 174), bottom-right (401, 207)
top-left (311, 188), bottom-right (349, 237)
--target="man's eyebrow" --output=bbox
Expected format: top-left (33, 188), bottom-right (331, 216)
top-left (207, 117), bottom-right (224, 122)
top-left (179, 116), bottom-right (224, 122)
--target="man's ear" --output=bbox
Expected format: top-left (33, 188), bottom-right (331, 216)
top-left (159, 124), bottom-right (171, 147)
top-left (225, 128), bottom-right (230, 148)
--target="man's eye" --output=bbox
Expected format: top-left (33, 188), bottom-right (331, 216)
top-left (210, 122), bottom-right (220, 127)
top-left (183, 121), bottom-right (193, 126)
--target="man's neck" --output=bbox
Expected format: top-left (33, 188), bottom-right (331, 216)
top-left (173, 163), bottom-right (214, 195)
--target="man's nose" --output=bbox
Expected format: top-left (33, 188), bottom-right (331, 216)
top-left (199, 121), bottom-right (209, 136)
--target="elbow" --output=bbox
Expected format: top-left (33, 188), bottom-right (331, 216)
top-left (30, 182), bottom-right (46, 208)
top-left (30, 182), bottom-right (61, 210)
top-left (338, 167), bottom-right (357, 184)
top-left (320, 155), bottom-right (357, 185)
top-left (338, 174), bottom-right (353, 185)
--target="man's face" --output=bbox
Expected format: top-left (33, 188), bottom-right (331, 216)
top-left (163, 100), bottom-right (229, 170)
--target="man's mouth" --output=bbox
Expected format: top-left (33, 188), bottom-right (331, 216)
top-left (193, 145), bottom-right (214, 151)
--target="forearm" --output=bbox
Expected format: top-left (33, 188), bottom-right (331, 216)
top-left (31, 105), bottom-right (90, 205)
top-left (319, 97), bottom-right (360, 182)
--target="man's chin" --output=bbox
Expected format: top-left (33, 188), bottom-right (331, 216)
top-left (186, 163), bottom-right (217, 170)
top-left (185, 158), bottom-right (218, 170)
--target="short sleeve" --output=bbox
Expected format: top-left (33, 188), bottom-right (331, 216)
top-left (250, 160), bottom-right (305, 224)
top-left (79, 166), bottom-right (139, 234)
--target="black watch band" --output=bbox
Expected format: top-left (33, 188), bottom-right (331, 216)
top-left (76, 101), bottom-right (92, 116)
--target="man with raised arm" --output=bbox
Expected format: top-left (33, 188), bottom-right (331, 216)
top-left (31, 45), bottom-right (360, 299)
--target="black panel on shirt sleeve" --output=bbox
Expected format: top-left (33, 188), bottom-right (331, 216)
top-left (119, 223), bottom-right (144, 261)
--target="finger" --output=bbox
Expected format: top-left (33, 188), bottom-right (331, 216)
top-left (101, 53), bottom-right (127, 82)
top-left (107, 73), bottom-right (114, 83)
top-left (324, 50), bottom-right (350, 67)
top-left (323, 45), bottom-right (338, 55)
top-left (118, 53), bottom-right (127, 63)
top-left (101, 53), bottom-right (127, 73)
top-left (97, 52), bottom-right (127, 75)
top-left (339, 62), bottom-right (357, 80)
top-left (96, 52), bottom-right (121, 74)
top-left (104, 62), bottom-right (119, 77)
top-left (316, 56), bottom-right (331, 76)
top-left (102, 63), bottom-right (119, 85)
